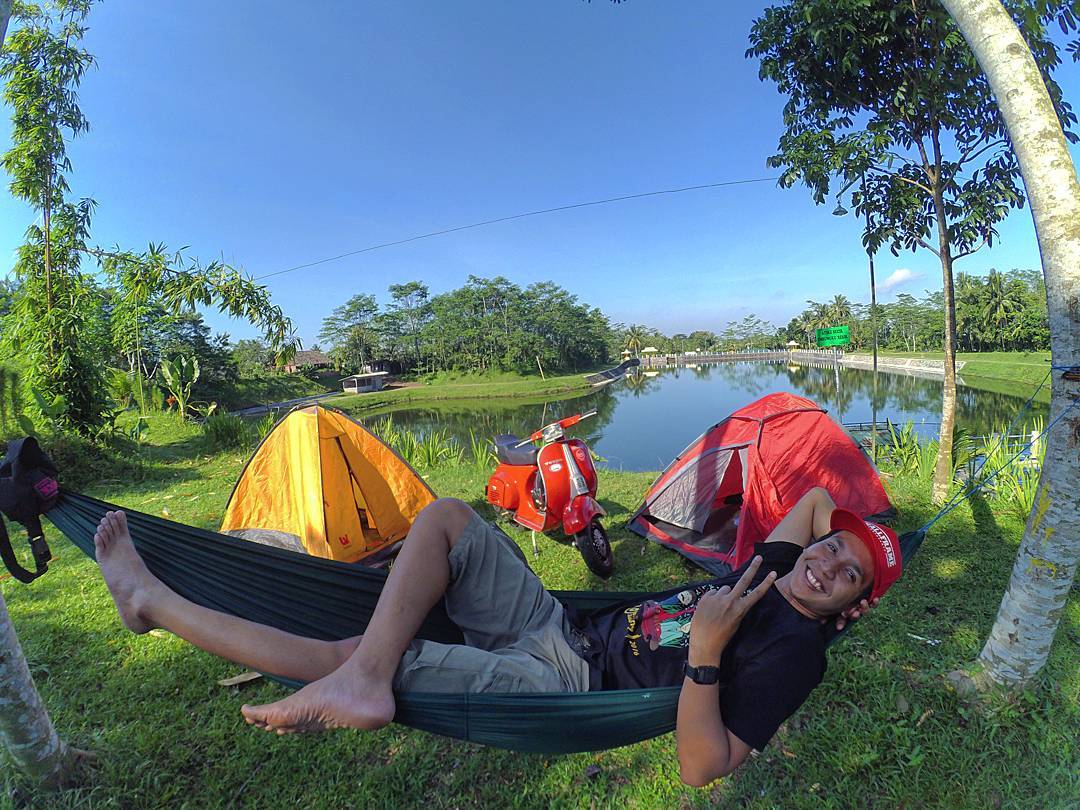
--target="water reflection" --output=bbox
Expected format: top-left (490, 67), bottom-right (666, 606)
top-left (353, 361), bottom-right (1048, 472)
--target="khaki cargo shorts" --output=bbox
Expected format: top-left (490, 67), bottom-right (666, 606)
top-left (393, 514), bottom-right (592, 694)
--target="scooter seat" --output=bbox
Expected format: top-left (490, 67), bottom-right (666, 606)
top-left (494, 434), bottom-right (539, 466)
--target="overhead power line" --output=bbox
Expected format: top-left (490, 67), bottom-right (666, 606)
top-left (254, 176), bottom-right (779, 281)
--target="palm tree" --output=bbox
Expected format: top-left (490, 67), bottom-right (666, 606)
top-left (955, 273), bottom-right (984, 350)
top-left (803, 300), bottom-right (831, 347)
top-left (827, 294), bottom-right (853, 324)
top-left (982, 269), bottom-right (1022, 349)
top-left (796, 312), bottom-right (815, 348)
top-left (807, 300), bottom-right (831, 329)
top-left (623, 324), bottom-right (647, 357)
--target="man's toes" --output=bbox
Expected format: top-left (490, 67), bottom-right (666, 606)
top-left (115, 511), bottom-right (129, 533)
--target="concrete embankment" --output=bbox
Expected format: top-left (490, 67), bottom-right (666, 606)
top-left (840, 353), bottom-right (966, 380)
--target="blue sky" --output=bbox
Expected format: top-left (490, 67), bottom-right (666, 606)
top-left (2, 1), bottom-right (1078, 345)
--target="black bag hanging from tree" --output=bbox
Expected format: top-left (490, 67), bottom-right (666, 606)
top-left (0, 437), bottom-right (60, 583)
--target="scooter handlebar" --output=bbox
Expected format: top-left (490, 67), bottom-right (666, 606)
top-left (524, 410), bottom-right (597, 443)
top-left (558, 410), bottom-right (597, 429)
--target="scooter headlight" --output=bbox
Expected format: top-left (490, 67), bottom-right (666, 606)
top-left (541, 424), bottom-right (564, 443)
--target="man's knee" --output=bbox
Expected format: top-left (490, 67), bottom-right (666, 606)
top-left (419, 498), bottom-right (476, 548)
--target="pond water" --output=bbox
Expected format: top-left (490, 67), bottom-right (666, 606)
top-left (358, 361), bottom-right (1049, 472)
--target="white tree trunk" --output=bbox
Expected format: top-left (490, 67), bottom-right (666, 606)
top-left (939, 0), bottom-right (1080, 686)
top-left (0, 592), bottom-right (78, 787)
top-left (0, 0), bottom-right (10, 44)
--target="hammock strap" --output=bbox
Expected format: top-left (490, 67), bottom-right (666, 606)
top-left (0, 515), bottom-right (51, 583)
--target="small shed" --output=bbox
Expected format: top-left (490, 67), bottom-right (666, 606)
top-left (341, 371), bottom-right (389, 394)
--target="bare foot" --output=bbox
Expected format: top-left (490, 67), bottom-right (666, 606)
top-left (241, 666), bottom-right (395, 734)
top-left (94, 510), bottom-right (162, 634)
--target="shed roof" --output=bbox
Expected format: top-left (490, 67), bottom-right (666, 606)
top-left (341, 372), bottom-right (390, 381)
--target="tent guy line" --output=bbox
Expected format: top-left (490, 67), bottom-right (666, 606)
top-left (253, 176), bottom-right (780, 282)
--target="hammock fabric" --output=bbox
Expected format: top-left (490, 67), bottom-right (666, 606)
top-left (45, 490), bottom-right (925, 754)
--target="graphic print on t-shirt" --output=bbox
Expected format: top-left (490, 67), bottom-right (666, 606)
top-left (625, 583), bottom-right (752, 655)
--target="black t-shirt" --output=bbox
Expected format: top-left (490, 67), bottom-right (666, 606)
top-left (569, 542), bottom-right (828, 751)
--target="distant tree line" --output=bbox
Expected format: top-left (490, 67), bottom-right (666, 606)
top-left (599, 268), bottom-right (1049, 359)
top-left (313, 276), bottom-right (613, 376)
top-left (781, 269), bottom-right (1048, 353)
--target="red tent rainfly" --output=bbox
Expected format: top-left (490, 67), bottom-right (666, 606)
top-left (628, 392), bottom-right (894, 576)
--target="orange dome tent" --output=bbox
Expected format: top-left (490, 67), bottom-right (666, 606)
top-left (221, 405), bottom-right (436, 563)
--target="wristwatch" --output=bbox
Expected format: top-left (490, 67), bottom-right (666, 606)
top-left (683, 660), bottom-right (720, 685)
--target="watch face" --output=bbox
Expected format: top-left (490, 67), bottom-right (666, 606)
top-left (684, 662), bottom-right (720, 685)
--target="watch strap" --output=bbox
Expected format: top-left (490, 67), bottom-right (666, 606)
top-left (683, 660), bottom-right (720, 685)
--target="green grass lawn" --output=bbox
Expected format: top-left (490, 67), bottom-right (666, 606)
top-left (331, 369), bottom-right (596, 416)
top-left (205, 371), bottom-right (340, 411)
top-left (175, 367), bottom-right (596, 416)
top-left (874, 350), bottom-right (1054, 389)
top-left (2, 415), bottom-right (1077, 808)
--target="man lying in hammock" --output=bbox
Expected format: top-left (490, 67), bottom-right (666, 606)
top-left (93, 486), bottom-right (900, 786)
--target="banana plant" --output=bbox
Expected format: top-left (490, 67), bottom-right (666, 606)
top-left (158, 356), bottom-right (200, 420)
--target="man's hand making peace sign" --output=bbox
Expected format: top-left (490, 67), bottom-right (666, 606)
top-left (688, 556), bottom-right (777, 667)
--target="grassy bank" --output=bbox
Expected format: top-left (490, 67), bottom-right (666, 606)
top-left (876, 350), bottom-right (1053, 390)
top-left (332, 369), bottom-right (596, 416)
top-left (199, 371), bottom-right (339, 411)
top-left (2, 416), bottom-right (1077, 808)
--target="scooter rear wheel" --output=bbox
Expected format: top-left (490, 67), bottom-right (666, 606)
top-left (574, 518), bottom-right (614, 579)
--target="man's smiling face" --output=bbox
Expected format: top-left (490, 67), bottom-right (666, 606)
top-left (787, 531), bottom-right (876, 618)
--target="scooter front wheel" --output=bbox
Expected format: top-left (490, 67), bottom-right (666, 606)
top-left (574, 518), bottom-right (614, 579)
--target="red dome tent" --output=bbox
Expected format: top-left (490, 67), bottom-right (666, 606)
top-left (628, 392), bottom-right (894, 576)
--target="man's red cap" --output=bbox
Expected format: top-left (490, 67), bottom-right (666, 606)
top-left (829, 508), bottom-right (902, 601)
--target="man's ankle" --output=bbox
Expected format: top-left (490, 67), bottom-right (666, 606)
top-left (337, 645), bottom-right (398, 683)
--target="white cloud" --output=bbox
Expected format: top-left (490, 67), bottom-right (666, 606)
top-left (880, 268), bottom-right (925, 292)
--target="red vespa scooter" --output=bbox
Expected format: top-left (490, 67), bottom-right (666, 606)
top-left (486, 410), bottom-right (614, 578)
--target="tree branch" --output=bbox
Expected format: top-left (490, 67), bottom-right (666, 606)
top-left (866, 166), bottom-right (934, 195)
top-left (916, 237), bottom-right (941, 257)
top-left (956, 139), bottom-right (1006, 169)
top-left (953, 235), bottom-right (989, 260)
top-left (915, 138), bottom-right (936, 184)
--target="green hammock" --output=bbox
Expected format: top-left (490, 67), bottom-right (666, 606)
top-left (46, 490), bottom-right (925, 754)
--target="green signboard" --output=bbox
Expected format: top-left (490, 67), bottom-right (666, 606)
top-left (816, 326), bottom-right (850, 347)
